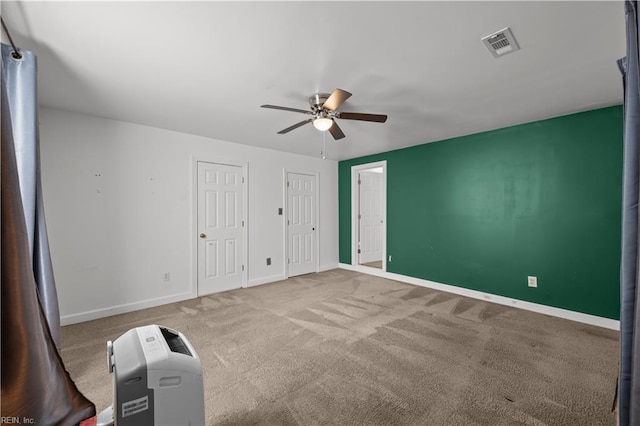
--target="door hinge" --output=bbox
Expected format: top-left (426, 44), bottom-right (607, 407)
top-left (358, 214), bottom-right (362, 219)
top-left (358, 249), bottom-right (361, 254)
top-left (242, 220), bottom-right (245, 227)
top-left (242, 265), bottom-right (245, 271)
top-left (287, 181), bottom-right (290, 187)
top-left (358, 179), bottom-right (361, 185)
top-left (287, 219), bottom-right (290, 225)
top-left (242, 177), bottom-right (245, 184)
top-left (288, 258), bottom-right (290, 264)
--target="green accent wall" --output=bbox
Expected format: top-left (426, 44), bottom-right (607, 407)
top-left (339, 106), bottom-right (623, 320)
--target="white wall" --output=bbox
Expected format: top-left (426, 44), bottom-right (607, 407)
top-left (39, 107), bottom-right (338, 325)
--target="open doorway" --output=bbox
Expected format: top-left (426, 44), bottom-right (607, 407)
top-left (352, 161), bottom-right (386, 271)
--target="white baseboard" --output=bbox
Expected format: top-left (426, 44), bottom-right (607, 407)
top-left (247, 264), bottom-right (337, 288)
top-left (60, 291), bottom-right (194, 326)
top-left (61, 266), bottom-right (340, 325)
top-left (339, 263), bottom-right (620, 331)
top-left (319, 262), bottom-right (339, 272)
top-left (247, 274), bottom-right (286, 288)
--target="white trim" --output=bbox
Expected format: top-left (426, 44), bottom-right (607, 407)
top-left (247, 274), bottom-right (286, 288)
top-left (60, 292), bottom-right (193, 326)
top-left (282, 169), bottom-right (288, 277)
top-left (339, 263), bottom-right (620, 331)
top-left (243, 164), bottom-right (249, 288)
top-left (351, 161), bottom-right (387, 271)
top-left (191, 155), bottom-right (249, 298)
top-left (284, 169), bottom-right (321, 278)
top-left (319, 262), bottom-right (339, 272)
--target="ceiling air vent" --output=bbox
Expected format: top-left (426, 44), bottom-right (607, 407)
top-left (481, 27), bottom-right (520, 58)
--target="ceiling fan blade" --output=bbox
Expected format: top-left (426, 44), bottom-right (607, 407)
top-left (261, 104), bottom-right (313, 115)
top-left (328, 119), bottom-right (346, 140)
top-left (322, 89), bottom-right (352, 111)
top-left (277, 119), bottom-right (313, 134)
top-left (338, 112), bottom-right (388, 123)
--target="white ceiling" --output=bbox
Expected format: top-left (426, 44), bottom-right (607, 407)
top-left (2, 1), bottom-right (626, 161)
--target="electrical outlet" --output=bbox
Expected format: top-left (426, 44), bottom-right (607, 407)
top-left (528, 276), bottom-right (537, 288)
top-left (266, 257), bottom-right (271, 266)
top-left (163, 272), bottom-right (170, 282)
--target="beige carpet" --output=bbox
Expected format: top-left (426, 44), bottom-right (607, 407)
top-left (60, 269), bottom-right (618, 425)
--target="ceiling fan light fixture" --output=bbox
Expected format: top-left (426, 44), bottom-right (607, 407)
top-left (313, 117), bottom-right (333, 131)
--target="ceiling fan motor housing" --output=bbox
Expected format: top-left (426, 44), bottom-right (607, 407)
top-left (309, 93), bottom-right (331, 112)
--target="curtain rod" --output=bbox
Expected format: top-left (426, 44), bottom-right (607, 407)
top-left (1, 17), bottom-right (23, 59)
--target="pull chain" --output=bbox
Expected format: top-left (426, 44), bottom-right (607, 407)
top-left (322, 131), bottom-right (326, 159)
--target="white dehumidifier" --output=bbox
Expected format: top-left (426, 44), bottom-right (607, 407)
top-left (96, 325), bottom-right (205, 426)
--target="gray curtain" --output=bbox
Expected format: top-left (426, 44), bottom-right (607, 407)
top-left (2, 50), bottom-right (96, 423)
top-left (2, 43), bottom-right (60, 346)
top-left (618, 1), bottom-right (640, 425)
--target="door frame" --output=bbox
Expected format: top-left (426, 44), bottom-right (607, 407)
top-left (191, 155), bottom-right (248, 298)
top-left (283, 169), bottom-right (320, 278)
top-left (351, 161), bottom-right (387, 270)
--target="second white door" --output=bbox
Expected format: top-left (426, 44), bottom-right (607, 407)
top-left (287, 172), bottom-right (317, 277)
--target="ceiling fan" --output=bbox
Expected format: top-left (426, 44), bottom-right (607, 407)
top-left (261, 88), bottom-right (387, 140)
